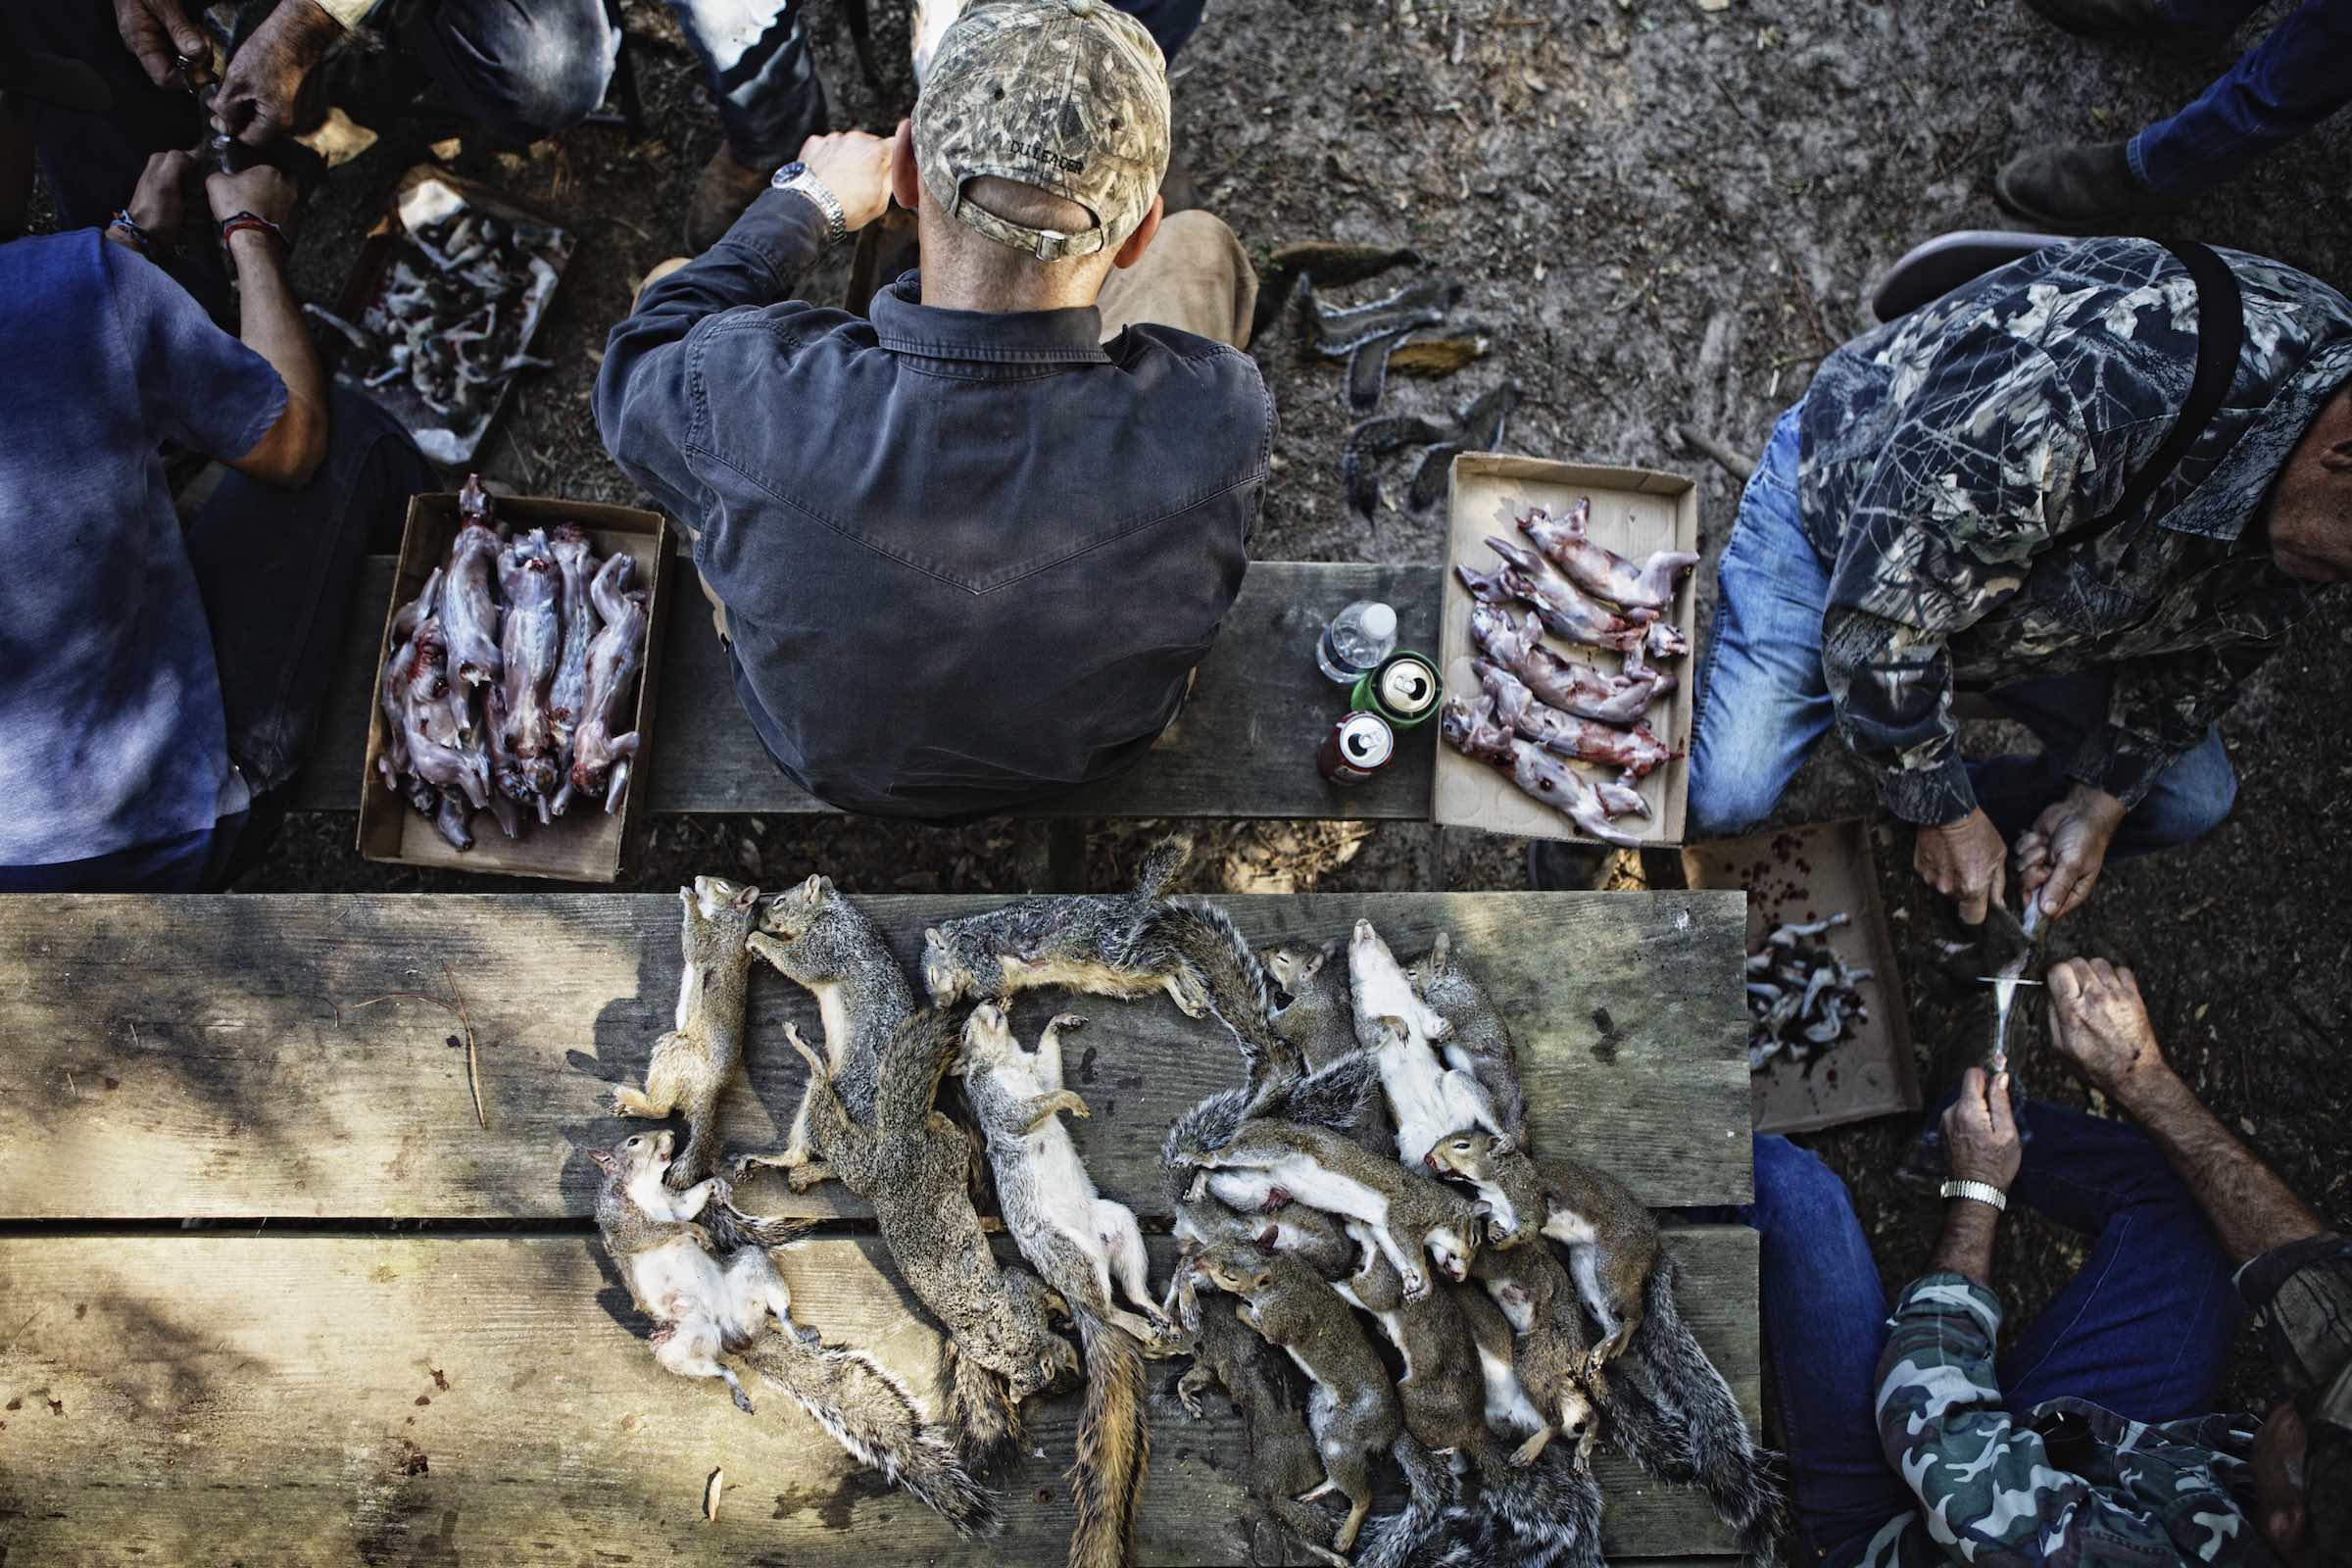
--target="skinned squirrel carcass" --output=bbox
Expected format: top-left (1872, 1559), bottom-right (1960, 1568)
top-left (1467, 604), bottom-right (1678, 727)
top-left (1477, 659), bottom-right (1673, 781)
top-left (1442, 693), bottom-right (1650, 848)
top-left (1457, 535), bottom-right (1670, 656)
top-left (1516, 496), bottom-right (1700, 613)
top-left (493, 526), bottom-right (563, 817)
top-left (545, 521), bottom-right (597, 812)
top-left (567, 551), bottom-right (648, 815)
top-left (589, 1129), bottom-right (998, 1538)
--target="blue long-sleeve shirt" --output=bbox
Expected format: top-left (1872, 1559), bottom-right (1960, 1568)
top-left (595, 188), bottom-right (1270, 818)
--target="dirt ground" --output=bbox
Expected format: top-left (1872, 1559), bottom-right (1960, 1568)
top-left (213, 0), bottom-right (2350, 1417)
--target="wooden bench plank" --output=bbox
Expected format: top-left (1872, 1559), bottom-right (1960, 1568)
top-left (0, 891), bottom-right (1749, 1221)
top-left (0, 1228), bottom-right (1755, 1563)
top-left (293, 559), bottom-right (1443, 819)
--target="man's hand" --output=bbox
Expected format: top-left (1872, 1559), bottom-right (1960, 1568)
top-left (115, 0), bottom-right (213, 91)
top-left (2015, 785), bottom-right (2127, 921)
top-left (1916, 807), bottom-right (2008, 925)
top-left (212, 0), bottom-right (344, 146)
top-left (205, 161), bottom-right (299, 237)
top-left (2047, 958), bottom-right (2164, 1098)
top-left (1942, 1066), bottom-right (2022, 1190)
top-left (111, 149), bottom-right (199, 250)
top-left (797, 127), bottom-right (897, 232)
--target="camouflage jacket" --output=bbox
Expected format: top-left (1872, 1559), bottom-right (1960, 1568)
top-left (1861, 1236), bottom-right (2352, 1568)
top-left (1798, 238), bottom-right (2352, 825)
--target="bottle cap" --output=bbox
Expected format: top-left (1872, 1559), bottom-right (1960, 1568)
top-left (1361, 603), bottom-right (1396, 639)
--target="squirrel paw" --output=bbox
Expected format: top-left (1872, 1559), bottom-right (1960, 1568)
top-left (794, 1322), bottom-right (822, 1347)
top-left (1049, 1012), bottom-right (1086, 1033)
top-left (1398, 1265), bottom-right (1430, 1302)
top-left (1175, 1365), bottom-right (1213, 1421)
top-left (730, 1386), bottom-right (756, 1415)
top-left (1258, 1186), bottom-right (1293, 1213)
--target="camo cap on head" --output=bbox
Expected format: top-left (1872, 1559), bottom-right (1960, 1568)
top-left (913, 0), bottom-right (1171, 262)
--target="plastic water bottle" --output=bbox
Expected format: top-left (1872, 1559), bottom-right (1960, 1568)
top-left (1317, 601), bottom-right (1397, 685)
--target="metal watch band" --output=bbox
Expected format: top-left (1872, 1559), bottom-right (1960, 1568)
top-left (777, 172), bottom-right (847, 248)
top-left (1940, 1178), bottom-right (2008, 1212)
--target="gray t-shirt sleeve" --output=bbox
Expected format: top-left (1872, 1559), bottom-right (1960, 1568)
top-left (103, 243), bottom-right (288, 463)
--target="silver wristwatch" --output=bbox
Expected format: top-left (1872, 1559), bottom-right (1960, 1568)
top-left (770, 161), bottom-right (847, 247)
top-left (1940, 1178), bottom-right (2008, 1212)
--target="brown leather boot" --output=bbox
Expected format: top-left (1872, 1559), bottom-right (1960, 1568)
top-left (1993, 140), bottom-right (2182, 234)
top-left (685, 146), bottom-right (774, 253)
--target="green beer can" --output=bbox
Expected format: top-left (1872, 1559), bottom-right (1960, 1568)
top-left (1350, 651), bottom-right (1442, 729)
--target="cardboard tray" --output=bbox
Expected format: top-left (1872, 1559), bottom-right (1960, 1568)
top-left (1682, 818), bottom-right (1921, 1134)
top-left (331, 166), bottom-right (576, 468)
top-left (1432, 454), bottom-right (1700, 846)
top-left (357, 493), bottom-right (672, 883)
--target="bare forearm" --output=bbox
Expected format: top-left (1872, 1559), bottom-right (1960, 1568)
top-left (229, 232), bottom-right (323, 410)
top-left (2115, 1065), bottom-right (2322, 1263)
top-left (1931, 1199), bottom-right (1999, 1289)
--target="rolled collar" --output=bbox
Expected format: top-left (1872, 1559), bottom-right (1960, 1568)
top-left (869, 273), bottom-right (1109, 366)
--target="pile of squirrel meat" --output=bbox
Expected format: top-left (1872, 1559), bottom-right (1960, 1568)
top-left (375, 474), bottom-right (646, 851)
top-left (1445, 497), bottom-right (1697, 845)
top-left (590, 838), bottom-right (1781, 1568)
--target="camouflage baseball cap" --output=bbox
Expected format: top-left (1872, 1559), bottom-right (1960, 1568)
top-left (913, 0), bottom-right (1171, 262)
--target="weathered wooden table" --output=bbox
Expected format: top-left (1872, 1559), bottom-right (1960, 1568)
top-left (0, 891), bottom-right (1756, 1565)
top-left (294, 559), bottom-right (1445, 822)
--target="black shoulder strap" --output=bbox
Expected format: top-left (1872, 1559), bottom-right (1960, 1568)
top-left (2048, 239), bottom-right (2244, 549)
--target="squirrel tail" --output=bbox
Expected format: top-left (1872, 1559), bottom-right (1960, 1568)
top-left (939, 1335), bottom-right (1023, 1472)
top-left (738, 1329), bottom-right (1001, 1539)
top-left (1157, 901), bottom-right (1302, 1089)
top-left (1352, 1434), bottom-right (1456, 1568)
top-left (1130, 835), bottom-right (1194, 902)
top-left (1436, 1444), bottom-right (1604, 1568)
top-left (701, 1201), bottom-right (815, 1255)
top-left (1634, 1255), bottom-right (1784, 1566)
top-left (1069, 1313), bottom-right (1150, 1568)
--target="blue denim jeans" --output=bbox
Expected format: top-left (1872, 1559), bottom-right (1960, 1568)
top-left (0, 387), bottom-right (436, 895)
top-left (415, 0), bottom-right (828, 165)
top-left (1712, 1118), bottom-right (2240, 1564)
top-left (2130, 0), bottom-right (2352, 195)
top-left (1687, 400), bottom-right (2239, 848)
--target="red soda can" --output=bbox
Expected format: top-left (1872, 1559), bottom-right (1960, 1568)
top-left (1318, 711), bottom-right (1396, 786)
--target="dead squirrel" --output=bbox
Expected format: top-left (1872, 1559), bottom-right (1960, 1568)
top-left (776, 1004), bottom-right (1080, 1468)
top-left (1346, 919), bottom-right (1508, 1167)
top-left (1335, 1232), bottom-right (1611, 1568)
top-left (1170, 1093), bottom-right (1488, 1300)
top-left (921, 836), bottom-right (1304, 1091)
top-left (1172, 1291), bottom-right (1350, 1568)
top-left (960, 1006), bottom-right (1173, 1568)
top-left (609, 876), bottom-right (760, 1187)
top-left (1407, 932), bottom-right (1529, 1150)
top-left (1424, 1129), bottom-right (1656, 1366)
top-left (1191, 1245), bottom-right (1408, 1555)
top-left (1467, 1243), bottom-right (1602, 1470)
top-left (737, 874), bottom-right (912, 1193)
top-left (1472, 1242), bottom-right (1696, 1489)
top-left (1433, 1130), bottom-right (1784, 1563)
top-left (1159, 1044), bottom-right (1380, 1280)
top-left (1263, 941), bottom-right (1394, 1155)
top-left (590, 1130), bottom-right (997, 1536)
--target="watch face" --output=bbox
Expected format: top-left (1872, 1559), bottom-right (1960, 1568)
top-left (769, 161), bottom-right (808, 188)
